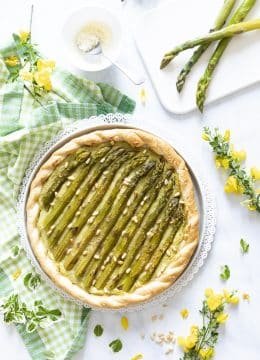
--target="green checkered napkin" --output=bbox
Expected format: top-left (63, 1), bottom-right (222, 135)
top-left (0, 43), bottom-right (135, 360)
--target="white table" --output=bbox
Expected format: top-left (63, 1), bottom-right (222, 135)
top-left (0, 0), bottom-right (259, 359)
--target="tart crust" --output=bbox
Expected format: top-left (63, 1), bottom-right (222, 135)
top-left (26, 128), bottom-right (199, 309)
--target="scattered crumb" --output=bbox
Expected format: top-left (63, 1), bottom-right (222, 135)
top-left (151, 314), bottom-right (158, 322)
top-left (242, 293), bottom-right (250, 301)
top-left (165, 345), bottom-right (174, 355)
top-left (150, 331), bottom-right (175, 346)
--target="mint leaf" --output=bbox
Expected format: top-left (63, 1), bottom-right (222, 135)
top-left (220, 265), bottom-right (230, 281)
top-left (109, 339), bottom-right (122, 353)
top-left (11, 245), bottom-right (21, 258)
top-left (94, 324), bottom-right (103, 337)
top-left (240, 239), bottom-right (249, 254)
top-left (24, 273), bottom-right (41, 291)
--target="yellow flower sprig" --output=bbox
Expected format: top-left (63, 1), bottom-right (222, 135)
top-left (4, 30), bottom-right (55, 103)
top-left (202, 127), bottom-right (260, 213)
top-left (178, 289), bottom-right (239, 360)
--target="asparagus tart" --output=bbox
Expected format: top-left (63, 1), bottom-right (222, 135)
top-left (26, 128), bottom-right (199, 308)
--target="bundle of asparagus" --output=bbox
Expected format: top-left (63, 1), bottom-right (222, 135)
top-left (160, 0), bottom-right (259, 112)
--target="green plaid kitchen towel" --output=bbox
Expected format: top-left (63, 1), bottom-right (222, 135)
top-left (0, 43), bottom-right (135, 360)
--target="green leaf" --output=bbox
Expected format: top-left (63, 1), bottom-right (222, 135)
top-left (240, 238), bottom-right (249, 254)
top-left (220, 265), bottom-right (230, 281)
top-left (94, 324), bottom-right (103, 337)
top-left (109, 339), bottom-right (122, 353)
top-left (23, 273), bottom-right (41, 291)
top-left (11, 245), bottom-right (21, 258)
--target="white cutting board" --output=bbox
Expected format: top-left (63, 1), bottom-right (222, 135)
top-left (135, 0), bottom-right (260, 114)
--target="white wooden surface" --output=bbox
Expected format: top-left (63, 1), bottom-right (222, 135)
top-left (0, 0), bottom-right (260, 359)
top-left (135, 0), bottom-right (260, 113)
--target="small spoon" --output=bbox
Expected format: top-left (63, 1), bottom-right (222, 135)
top-left (83, 38), bottom-right (145, 85)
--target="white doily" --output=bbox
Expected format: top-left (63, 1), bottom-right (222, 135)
top-left (17, 113), bottom-right (216, 312)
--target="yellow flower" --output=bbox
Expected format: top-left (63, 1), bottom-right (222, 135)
top-left (19, 30), bottom-right (30, 43)
top-left (223, 129), bottom-right (230, 142)
top-left (180, 308), bottom-right (189, 319)
top-left (178, 326), bottom-right (199, 352)
top-left (247, 203), bottom-right (256, 211)
top-left (19, 69), bottom-right (33, 82)
top-left (4, 56), bottom-right (20, 67)
top-left (223, 290), bottom-right (239, 305)
top-left (139, 87), bottom-right (147, 105)
top-left (12, 268), bottom-right (22, 280)
top-left (205, 288), bottom-right (214, 298)
top-left (131, 354), bottom-right (143, 360)
top-left (199, 347), bottom-right (215, 360)
top-left (207, 293), bottom-right (223, 312)
top-left (202, 132), bottom-right (210, 141)
top-left (224, 176), bottom-right (244, 194)
top-left (34, 69), bottom-right (52, 91)
top-left (215, 157), bottom-right (229, 169)
top-left (216, 312), bottom-right (229, 324)
top-left (242, 293), bottom-right (250, 301)
top-left (231, 148), bottom-right (246, 162)
top-left (251, 167), bottom-right (260, 180)
top-left (37, 59), bottom-right (56, 72)
top-left (121, 316), bottom-right (129, 330)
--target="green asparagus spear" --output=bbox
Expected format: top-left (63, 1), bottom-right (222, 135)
top-left (176, 0), bottom-right (236, 92)
top-left (39, 149), bottom-right (89, 210)
top-left (81, 160), bottom-right (164, 289)
top-left (52, 151), bottom-right (135, 260)
top-left (117, 197), bottom-right (180, 292)
top-left (152, 222), bottom-right (185, 277)
top-left (93, 170), bottom-right (175, 291)
top-left (196, 0), bottom-right (256, 112)
top-left (131, 204), bottom-right (184, 291)
top-left (46, 147), bottom-right (128, 247)
top-left (62, 155), bottom-right (152, 270)
top-left (160, 18), bottom-right (260, 69)
top-left (73, 160), bottom-right (156, 278)
top-left (38, 145), bottom-right (111, 230)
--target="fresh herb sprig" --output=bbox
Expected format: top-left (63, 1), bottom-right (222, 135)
top-left (202, 127), bottom-right (260, 212)
top-left (3, 6), bottom-right (55, 105)
top-left (178, 289), bottom-right (239, 360)
top-left (220, 265), bottom-right (230, 281)
top-left (0, 294), bottom-right (62, 333)
top-left (240, 238), bottom-right (249, 253)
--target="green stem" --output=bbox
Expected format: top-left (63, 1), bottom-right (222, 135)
top-left (196, 0), bottom-right (256, 112)
top-left (176, 0), bottom-right (236, 92)
top-left (160, 18), bottom-right (260, 69)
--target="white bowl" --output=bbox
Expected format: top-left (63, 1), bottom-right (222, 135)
top-left (62, 6), bottom-right (123, 72)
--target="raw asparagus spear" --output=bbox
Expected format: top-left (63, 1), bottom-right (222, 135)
top-left (160, 18), bottom-right (260, 69)
top-left (47, 147), bottom-right (128, 247)
top-left (39, 149), bottom-right (89, 210)
top-left (117, 197), bottom-right (180, 292)
top-left (38, 145), bottom-right (111, 229)
top-left (63, 156), bottom-right (152, 270)
top-left (81, 160), bottom-right (164, 289)
top-left (196, 0), bottom-right (256, 112)
top-left (52, 151), bottom-right (135, 260)
top-left (93, 170), bottom-right (175, 291)
top-left (131, 204), bottom-right (184, 291)
top-left (176, 0), bottom-right (236, 92)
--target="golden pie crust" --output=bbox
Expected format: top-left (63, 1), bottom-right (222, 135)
top-left (26, 128), bottom-right (199, 309)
